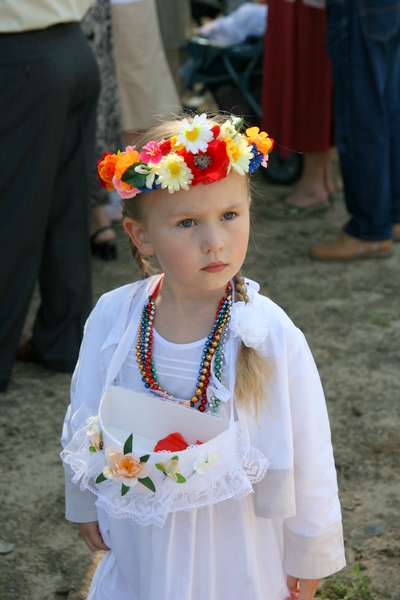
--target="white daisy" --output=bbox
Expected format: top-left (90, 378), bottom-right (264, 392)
top-left (176, 113), bottom-right (214, 154)
top-left (156, 154), bottom-right (193, 193)
top-left (226, 133), bottom-right (254, 176)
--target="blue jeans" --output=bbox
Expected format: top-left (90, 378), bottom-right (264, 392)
top-left (326, 0), bottom-right (400, 240)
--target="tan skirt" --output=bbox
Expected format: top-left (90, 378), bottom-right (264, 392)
top-left (111, 0), bottom-right (181, 132)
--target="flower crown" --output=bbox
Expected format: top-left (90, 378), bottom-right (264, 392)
top-left (97, 113), bottom-right (274, 198)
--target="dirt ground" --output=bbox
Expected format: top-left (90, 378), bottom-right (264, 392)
top-left (1, 156), bottom-right (399, 600)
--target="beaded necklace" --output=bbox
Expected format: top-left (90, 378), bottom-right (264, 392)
top-left (136, 281), bottom-right (232, 413)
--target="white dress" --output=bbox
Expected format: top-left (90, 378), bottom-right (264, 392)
top-left (61, 276), bottom-right (346, 600)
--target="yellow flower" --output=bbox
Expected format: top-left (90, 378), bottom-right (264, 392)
top-left (170, 135), bottom-right (185, 152)
top-left (225, 134), bottom-right (253, 175)
top-left (245, 127), bottom-right (274, 155)
top-left (156, 154), bottom-right (193, 193)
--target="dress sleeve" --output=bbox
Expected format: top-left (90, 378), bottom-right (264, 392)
top-left (283, 332), bottom-right (346, 579)
top-left (61, 300), bottom-right (109, 523)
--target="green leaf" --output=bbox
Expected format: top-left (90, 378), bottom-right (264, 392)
top-left (95, 472), bottom-right (107, 484)
top-left (171, 455), bottom-right (179, 462)
top-left (123, 434), bottom-right (133, 455)
top-left (155, 463), bottom-right (167, 474)
top-left (231, 115), bottom-right (244, 131)
top-left (99, 430), bottom-right (103, 444)
top-left (89, 446), bottom-right (96, 453)
top-left (138, 477), bottom-right (156, 493)
top-left (140, 454), bottom-right (150, 463)
top-left (176, 473), bottom-right (186, 484)
top-left (121, 165), bottom-right (146, 188)
top-left (121, 483), bottom-right (130, 496)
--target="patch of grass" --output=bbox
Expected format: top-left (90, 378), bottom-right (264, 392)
top-left (370, 313), bottom-right (391, 327)
top-left (317, 565), bottom-right (373, 600)
top-left (0, 572), bottom-right (10, 600)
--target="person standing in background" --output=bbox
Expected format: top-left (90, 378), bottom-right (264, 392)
top-left (0, 0), bottom-right (99, 392)
top-left (110, 0), bottom-right (181, 146)
top-left (156, 0), bottom-right (191, 90)
top-left (81, 0), bottom-right (125, 260)
top-left (262, 0), bottom-right (335, 217)
top-left (311, 0), bottom-right (400, 260)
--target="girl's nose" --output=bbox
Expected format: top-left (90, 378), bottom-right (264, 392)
top-left (201, 225), bottom-right (224, 253)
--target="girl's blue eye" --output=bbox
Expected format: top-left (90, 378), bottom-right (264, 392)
top-left (222, 212), bottom-right (236, 221)
top-left (179, 219), bottom-right (195, 228)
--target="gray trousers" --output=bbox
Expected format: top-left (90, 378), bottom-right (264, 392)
top-left (0, 23), bottom-right (100, 390)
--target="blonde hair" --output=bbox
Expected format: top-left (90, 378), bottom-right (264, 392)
top-left (122, 113), bottom-right (271, 415)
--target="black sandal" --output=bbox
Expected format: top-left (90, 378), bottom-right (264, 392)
top-left (90, 226), bottom-right (117, 261)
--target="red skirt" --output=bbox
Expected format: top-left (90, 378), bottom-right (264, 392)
top-left (261, 0), bottom-right (334, 155)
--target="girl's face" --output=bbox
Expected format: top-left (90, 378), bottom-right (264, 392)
top-left (124, 172), bottom-right (250, 299)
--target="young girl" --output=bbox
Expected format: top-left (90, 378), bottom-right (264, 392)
top-left (61, 113), bottom-right (345, 600)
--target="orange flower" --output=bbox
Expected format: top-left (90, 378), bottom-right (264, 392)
top-left (115, 148), bottom-right (140, 180)
top-left (97, 153), bottom-right (119, 191)
top-left (245, 127), bottom-right (274, 155)
top-left (103, 448), bottom-right (149, 487)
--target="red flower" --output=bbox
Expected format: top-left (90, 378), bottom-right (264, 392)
top-left (159, 140), bottom-right (172, 155)
top-left (179, 139), bottom-right (229, 186)
top-left (211, 124), bottom-right (220, 139)
top-left (154, 432), bottom-right (188, 452)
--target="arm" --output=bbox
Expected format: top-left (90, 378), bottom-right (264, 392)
top-left (286, 576), bottom-right (319, 600)
top-left (61, 297), bottom-right (113, 523)
top-left (78, 522), bottom-right (110, 552)
top-left (283, 331), bottom-right (346, 580)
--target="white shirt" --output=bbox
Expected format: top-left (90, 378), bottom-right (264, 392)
top-left (62, 276), bottom-right (345, 599)
top-left (0, 0), bottom-right (94, 32)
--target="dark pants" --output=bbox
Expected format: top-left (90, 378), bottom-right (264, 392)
top-left (0, 23), bottom-right (100, 390)
top-left (326, 0), bottom-right (400, 241)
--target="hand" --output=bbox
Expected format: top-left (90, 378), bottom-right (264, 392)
top-left (286, 575), bottom-right (320, 600)
top-left (78, 521), bottom-right (110, 552)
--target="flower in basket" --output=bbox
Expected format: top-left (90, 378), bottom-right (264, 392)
top-left (89, 432), bottom-right (103, 453)
top-left (96, 434), bottom-right (155, 495)
top-left (103, 448), bottom-right (148, 485)
top-left (86, 416), bottom-right (103, 452)
top-left (155, 456), bottom-right (186, 483)
top-left (154, 432), bottom-right (188, 453)
top-left (86, 416), bottom-right (99, 436)
top-left (193, 451), bottom-right (219, 475)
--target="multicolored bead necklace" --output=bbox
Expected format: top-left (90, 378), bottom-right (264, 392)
top-left (136, 281), bottom-right (232, 413)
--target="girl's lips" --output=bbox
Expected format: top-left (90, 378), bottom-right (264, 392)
top-left (202, 262), bottom-right (226, 273)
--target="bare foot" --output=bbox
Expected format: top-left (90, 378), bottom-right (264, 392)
top-left (91, 206), bottom-right (116, 244)
top-left (286, 185), bottom-right (329, 209)
top-left (286, 150), bottom-right (333, 208)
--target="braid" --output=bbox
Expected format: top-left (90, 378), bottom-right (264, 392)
top-left (233, 271), bottom-right (250, 303)
top-left (233, 271), bottom-right (272, 417)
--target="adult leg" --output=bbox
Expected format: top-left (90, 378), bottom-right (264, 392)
top-left (32, 25), bottom-right (99, 372)
top-left (326, 0), bottom-right (397, 241)
top-left (0, 29), bottom-right (71, 389)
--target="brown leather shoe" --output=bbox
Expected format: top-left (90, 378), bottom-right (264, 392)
top-left (16, 338), bottom-right (39, 362)
top-left (311, 232), bottom-right (393, 261)
top-left (393, 223), bottom-right (400, 242)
